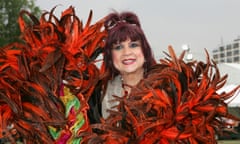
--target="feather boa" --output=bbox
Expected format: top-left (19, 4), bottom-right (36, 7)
top-left (85, 46), bottom-right (240, 144)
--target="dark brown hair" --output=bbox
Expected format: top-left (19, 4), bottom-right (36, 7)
top-left (103, 11), bottom-right (156, 82)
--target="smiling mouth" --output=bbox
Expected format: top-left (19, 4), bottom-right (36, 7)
top-left (122, 59), bottom-right (136, 65)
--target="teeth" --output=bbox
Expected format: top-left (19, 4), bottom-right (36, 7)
top-left (123, 59), bottom-right (135, 64)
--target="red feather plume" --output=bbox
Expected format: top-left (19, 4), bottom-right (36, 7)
top-left (0, 6), bottom-right (106, 143)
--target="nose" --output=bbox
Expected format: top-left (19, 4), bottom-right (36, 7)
top-left (122, 46), bottom-right (132, 55)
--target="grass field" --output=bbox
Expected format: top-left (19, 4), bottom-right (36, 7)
top-left (218, 140), bottom-right (240, 144)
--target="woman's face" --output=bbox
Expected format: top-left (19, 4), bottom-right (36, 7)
top-left (111, 38), bottom-right (145, 75)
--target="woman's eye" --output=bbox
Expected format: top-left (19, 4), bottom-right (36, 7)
top-left (129, 42), bottom-right (140, 48)
top-left (112, 45), bottom-right (122, 50)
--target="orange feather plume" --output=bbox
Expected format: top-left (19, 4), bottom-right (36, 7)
top-left (0, 6), bottom-right (106, 143)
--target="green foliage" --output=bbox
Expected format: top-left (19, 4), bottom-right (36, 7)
top-left (0, 0), bottom-right (41, 47)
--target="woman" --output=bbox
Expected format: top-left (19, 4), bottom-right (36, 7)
top-left (88, 11), bottom-right (156, 123)
top-left (88, 11), bottom-right (240, 144)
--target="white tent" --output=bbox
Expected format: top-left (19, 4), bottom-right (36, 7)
top-left (217, 63), bottom-right (240, 107)
top-left (217, 84), bottom-right (240, 107)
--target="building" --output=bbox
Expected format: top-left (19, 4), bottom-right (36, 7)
top-left (212, 37), bottom-right (240, 64)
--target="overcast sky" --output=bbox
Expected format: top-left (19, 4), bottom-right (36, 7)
top-left (35, 0), bottom-right (240, 61)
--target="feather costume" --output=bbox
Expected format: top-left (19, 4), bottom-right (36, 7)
top-left (84, 47), bottom-right (240, 144)
top-left (0, 6), bottom-right (106, 143)
top-left (0, 6), bottom-right (239, 144)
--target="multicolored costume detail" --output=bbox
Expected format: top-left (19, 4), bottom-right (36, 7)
top-left (48, 85), bottom-right (84, 143)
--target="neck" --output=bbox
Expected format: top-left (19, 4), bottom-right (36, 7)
top-left (121, 69), bottom-right (144, 87)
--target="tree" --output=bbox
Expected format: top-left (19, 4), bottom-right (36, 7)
top-left (0, 0), bottom-right (41, 47)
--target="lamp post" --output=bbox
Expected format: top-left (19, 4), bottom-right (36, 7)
top-left (182, 44), bottom-right (193, 62)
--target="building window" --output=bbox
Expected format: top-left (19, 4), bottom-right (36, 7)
top-left (233, 43), bottom-right (239, 48)
top-left (227, 58), bottom-right (232, 62)
top-left (227, 51), bottom-right (232, 56)
top-left (220, 46), bottom-right (224, 51)
top-left (213, 49), bottom-right (219, 53)
top-left (234, 57), bottom-right (239, 62)
top-left (220, 53), bottom-right (225, 58)
top-left (234, 50), bottom-right (239, 55)
top-left (213, 54), bottom-right (218, 59)
top-left (226, 44), bottom-right (232, 50)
